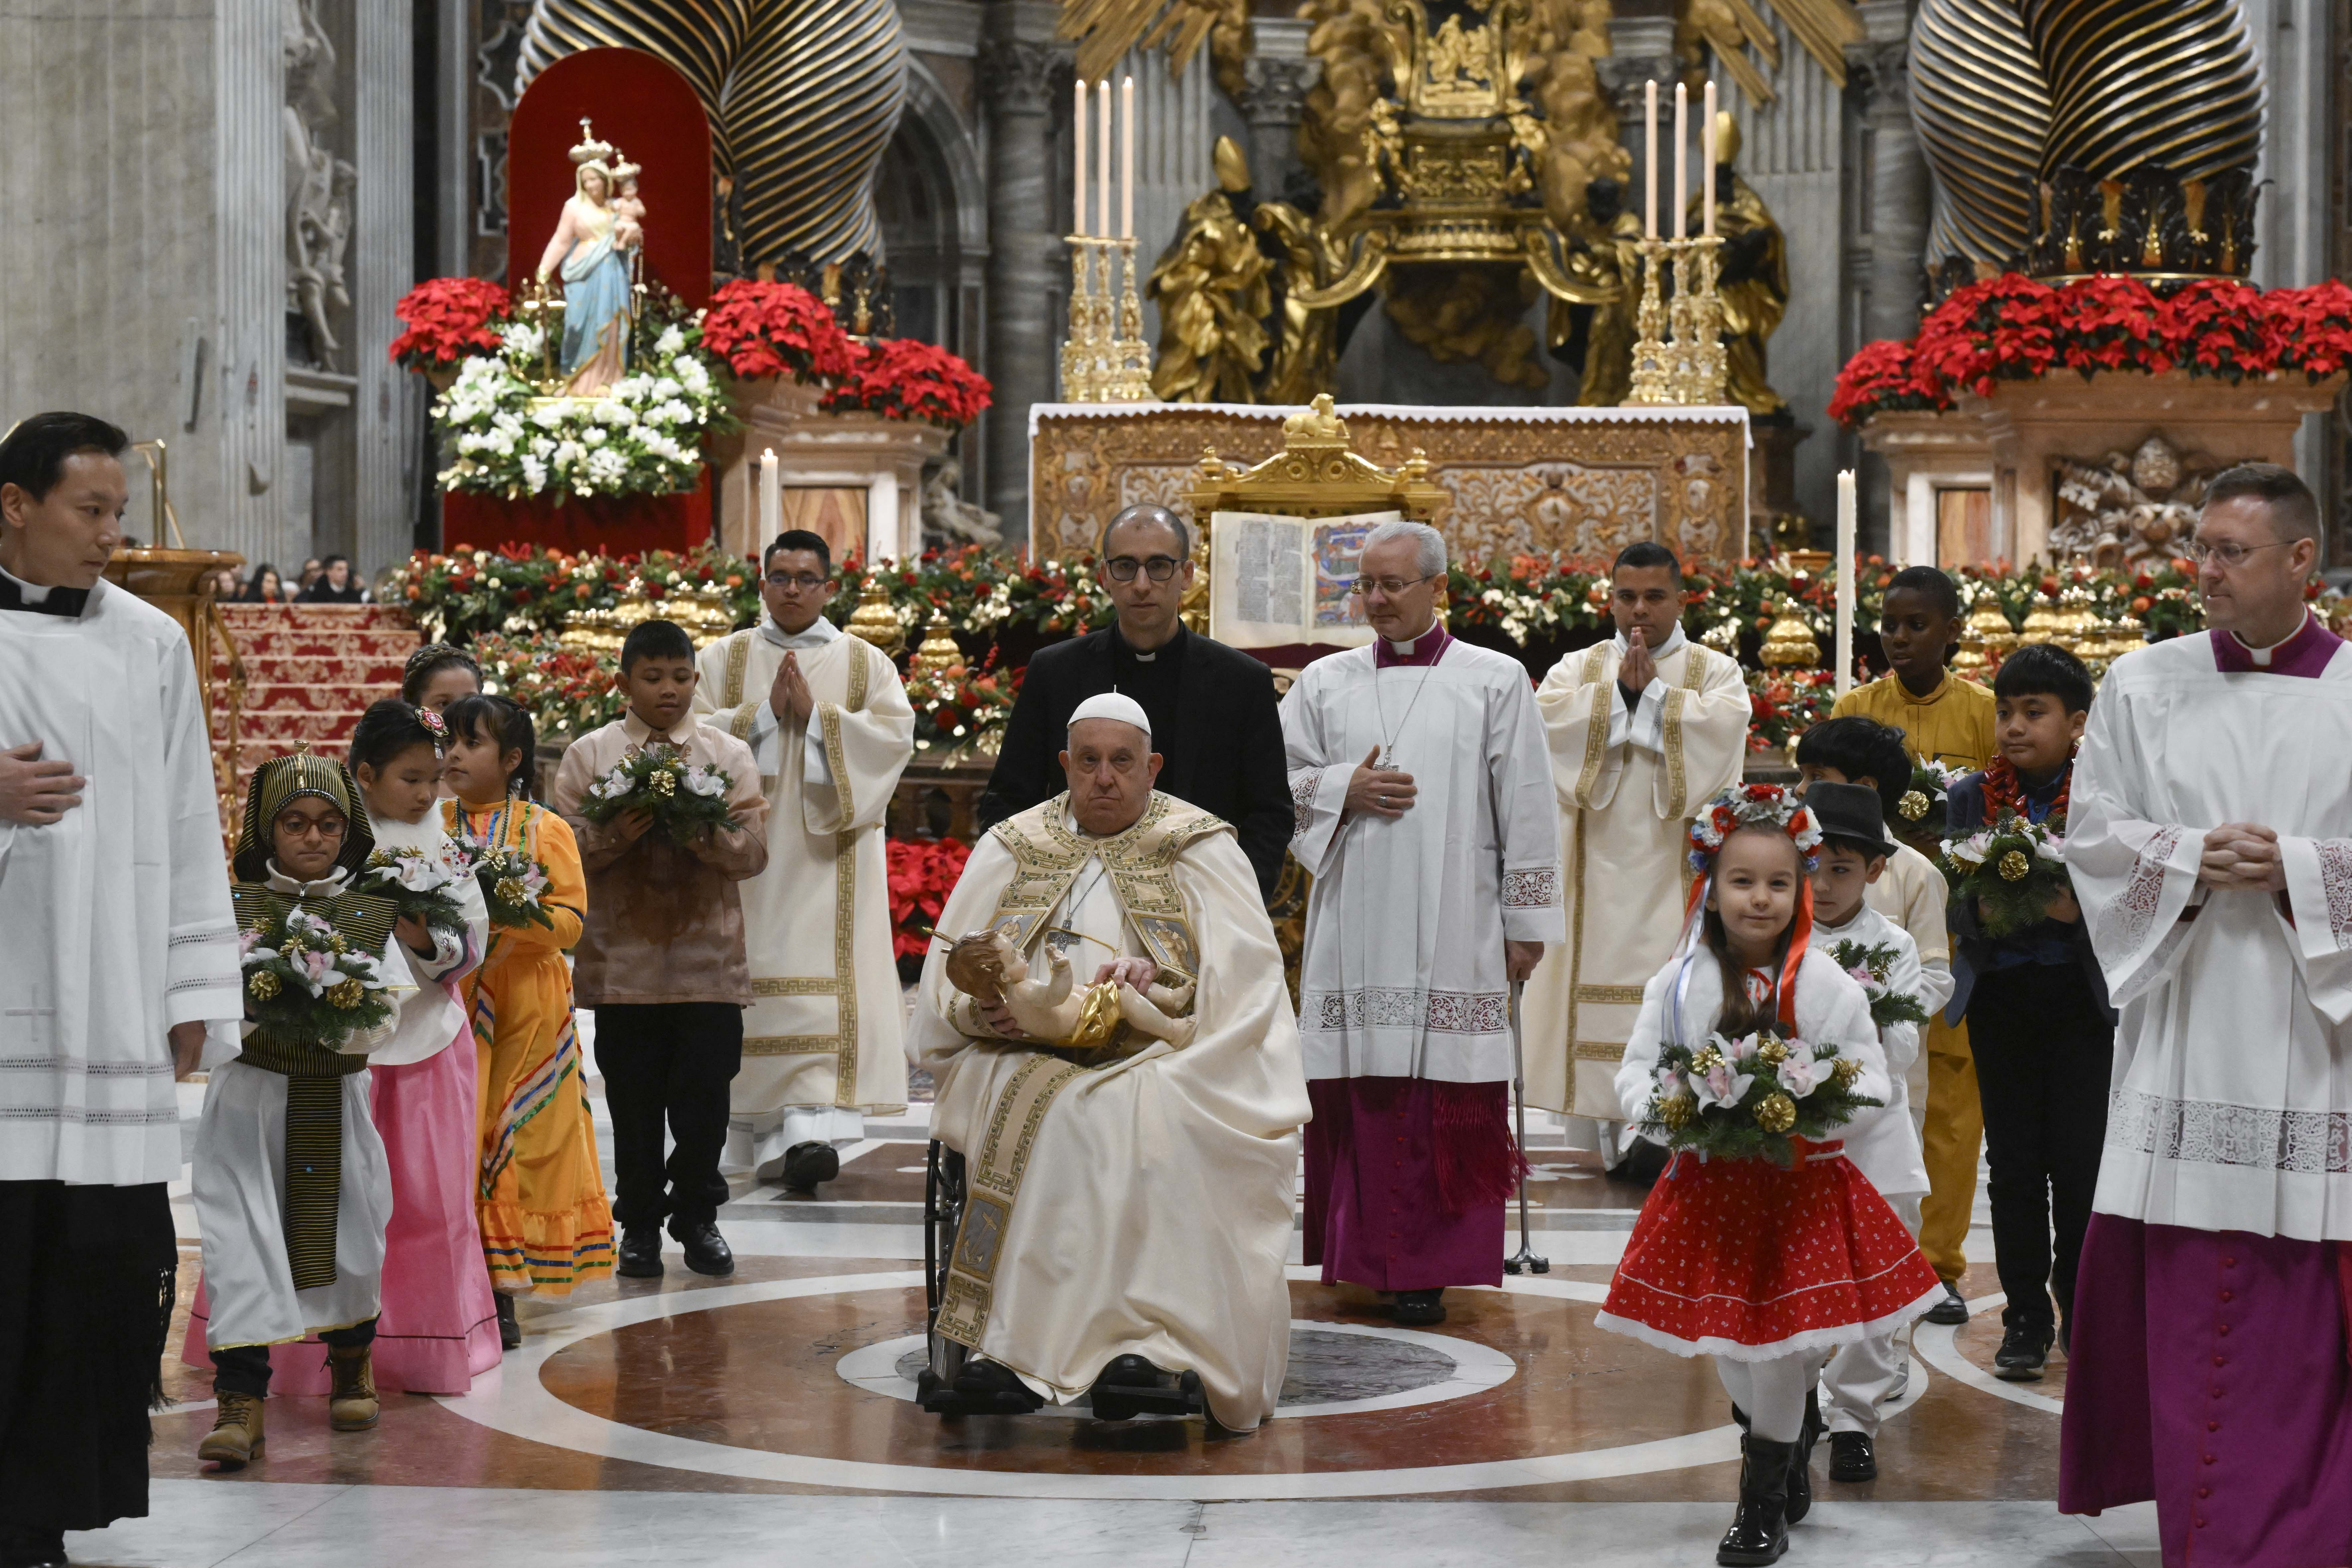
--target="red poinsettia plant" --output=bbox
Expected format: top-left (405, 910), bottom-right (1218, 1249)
top-left (888, 836), bottom-right (972, 963)
top-left (1834, 273), bottom-right (2352, 428)
top-left (389, 277), bottom-right (514, 371)
top-left (699, 279), bottom-right (858, 383)
top-left (823, 338), bottom-right (993, 427)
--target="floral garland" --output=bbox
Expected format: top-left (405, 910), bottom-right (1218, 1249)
top-left (1978, 751), bottom-right (2073, 823)
top-left (1833, 273), bottom-right (2352, 430)
top-left (1689, 784), bottom-right (1823, 874)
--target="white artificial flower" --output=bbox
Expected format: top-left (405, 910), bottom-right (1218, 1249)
top-left (683, 765), bottom-right (725, 798)
top-left (650, 376), bottom-right (683, 402)
top-left (655, 324), bottom-right (686, 356)
top-left (1778, 1051), bottom-right (1823, 1097)
top-left (533, 403), bottom-right (566, 430)
top-left (581, 424), bottom-right (606, 446)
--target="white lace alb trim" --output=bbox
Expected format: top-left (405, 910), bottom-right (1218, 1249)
top-left (2108, 1086), bottom-right (2352, 1176)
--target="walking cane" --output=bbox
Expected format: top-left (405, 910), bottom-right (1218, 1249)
top-left (1503, 979), bottom-right (1549, 1276)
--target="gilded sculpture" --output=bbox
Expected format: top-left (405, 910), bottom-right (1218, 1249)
top-left (1690, 114), bottom-right (1787, 417)
top-left (1148, 138), bottom-right (1275, 404)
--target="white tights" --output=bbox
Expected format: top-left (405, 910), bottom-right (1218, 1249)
top-left (1713, 1351), bottom-right (1828, 1443)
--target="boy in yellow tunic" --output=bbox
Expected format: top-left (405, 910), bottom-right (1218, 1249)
top-left (1830, 564), bottom-right (1994, 1325)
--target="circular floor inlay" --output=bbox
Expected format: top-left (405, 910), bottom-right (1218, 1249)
top-left (837, 1321), bottom-right (1511, 1419)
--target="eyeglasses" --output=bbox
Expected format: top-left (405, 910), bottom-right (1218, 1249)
top-left (1347, 572), bottom-right (1440, 598)
top-left (272, 814), bottom-right (347, 841)
top-left (2182, 537), bottom-right (2292, 569)
top-left (1103, 556), bottom-right (1183, 583)
top-left (765, 572), bottom-right (828, 591)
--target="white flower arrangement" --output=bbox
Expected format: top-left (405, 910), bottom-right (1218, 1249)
top-left (432, 316), bottom-right (734, 503)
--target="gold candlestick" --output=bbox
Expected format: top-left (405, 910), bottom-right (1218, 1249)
top-left (1090, 238), bottom-right (1120, 397)
top-left (1058, 236), bottom-right (1099, 402)
top-left (1664, 238), bottom-right (1698, 404)
top-left (1103, 236), bottom-right (1157, 402)
top-left (1682, 235), bottom-right (1728, 406)
top-left (1625, 240), bottom-right (1673, 406)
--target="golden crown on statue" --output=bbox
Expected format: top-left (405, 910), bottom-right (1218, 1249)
top-left (569, 117), bottom-right (614, 168)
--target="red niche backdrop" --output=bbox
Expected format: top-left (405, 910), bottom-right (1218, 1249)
top-left (441, 478), bottom-right (713, 558)
top-left (506, 46), bottom-right (712, 309)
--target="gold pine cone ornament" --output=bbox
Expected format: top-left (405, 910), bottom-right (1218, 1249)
top-left (1998, 849), bottom-right (2032, 882)
top-left (1754, 1092), bottom-right (1797, 1133)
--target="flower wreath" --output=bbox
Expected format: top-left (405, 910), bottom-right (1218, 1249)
top-left (1688, 783), bottom-right (1823, 875)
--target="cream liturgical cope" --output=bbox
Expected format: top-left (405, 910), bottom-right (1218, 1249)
top-left (2069, 625), bottom-right (2352, 1240)
top-left (696, 619), bottom-right (915, 1128)
top-left (0, 579), bottom-right (243, 1186)
top-left (1523, 627), bottom-right (1748, 1117)
top-left (1281, 632), bottom-right (1564, 1082)
top-left (911, 795), bottom-right (1310, 1430)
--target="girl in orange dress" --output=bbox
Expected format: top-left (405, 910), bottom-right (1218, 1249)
top-left (440, 695), bottom-right (613, 1345)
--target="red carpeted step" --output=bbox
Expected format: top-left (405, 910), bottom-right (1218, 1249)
top-left (208, 604), bottom-right (421, 809)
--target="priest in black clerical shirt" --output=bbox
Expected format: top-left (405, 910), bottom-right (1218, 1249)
top-left (977, 504), bottom-right (1293, 895)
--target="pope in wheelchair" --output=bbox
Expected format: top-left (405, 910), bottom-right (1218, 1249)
top-left (910, 693), bottom-right (1310, 1430)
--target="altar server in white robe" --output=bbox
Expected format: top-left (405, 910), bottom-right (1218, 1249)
top-left (913, 695), bottom-right (1309, 1429)
top-left (0, 413), bottom-right (244, 1559)
top-left (695, 529), bottom-right (915, 1190)
top-left (1281, 521), bottom-right (1563, 1326)
top-left (2057, 464), bottom-right (2352, 1565)
top-left (1524, 541), bottom-right (1748, 1154)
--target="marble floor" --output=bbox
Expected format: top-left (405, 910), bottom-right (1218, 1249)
top-left (90, 1057), bottom-right (2161, 1568)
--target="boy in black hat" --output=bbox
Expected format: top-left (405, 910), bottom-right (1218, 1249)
top-left (1804, 782), bottom-right (1933, 1483)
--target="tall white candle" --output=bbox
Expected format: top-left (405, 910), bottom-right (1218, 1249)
top-left (1644, 80), bottom-right (1657, 239)
top-left (759, 448), bottom-right (781, 547)
top-left (1835, 470), bottom-right (1858, 696)
top-left (1097, 80), bottom-right (1112, 240)
top-left (1121, 75), bottom-right (1135, 239)
top-left (1074, 78), bottom-right (1088, 236)
top-left (1673, 83), bottom-right (1687, 241)
top-left (1702, 82), bottom-right (1717, 237)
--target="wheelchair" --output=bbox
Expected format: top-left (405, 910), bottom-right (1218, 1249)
top-left (914, 1138), bottom-right (1205, 1421)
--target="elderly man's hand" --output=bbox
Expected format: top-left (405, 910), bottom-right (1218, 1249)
top-left (1344, 744), bottom-right (1416, 820)
top-left (1092, 957), bottom-right (1159, 992)
top-left (1505, 940), bottom-right (1544, 982)
top-left (977, 998), bottom-right (1026, 1038)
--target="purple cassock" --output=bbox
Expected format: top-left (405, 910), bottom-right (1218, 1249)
top-left (2059, 612), bottom-right (2352, 1567)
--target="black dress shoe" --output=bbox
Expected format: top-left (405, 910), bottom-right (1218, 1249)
top-left (782, 1141), bottom-right (841, 1191)
top-left (494, 1291), bottom-right (522, 1350)
top-left (0, 1527), bottom-right (68, 1568)
top-left (669, 1219), bottom-right (735, 1277)
top-left (1924, 1280), bottom-right (1969, 1326)
top-left (1828, 1430), bottom-right (1877, 1481)
top-left (1995, 1322), bottom-right (2054, 1381)
top-left (616, 1228), bottom-right (664, 1278)
top-left (1391, 1288), bottom-right (1446, 1325)
top-left (1717, 1433), bottom-right (1794, 1565)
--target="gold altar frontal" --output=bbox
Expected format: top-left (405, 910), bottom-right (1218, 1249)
top-left (1027, 402), bottom-right (1751, 568)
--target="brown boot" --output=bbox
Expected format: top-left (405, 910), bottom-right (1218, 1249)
top-left (197, 1389), bottom-right (266, 1468)
top-left (327, 1344), bottom-right (380, 1431)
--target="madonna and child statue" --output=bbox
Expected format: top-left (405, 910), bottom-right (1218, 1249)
top-left (532, 119), bottom-right (645, 398)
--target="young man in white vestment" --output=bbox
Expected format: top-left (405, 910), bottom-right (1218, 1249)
top-left (0, 414), bottom-right (243, 1568)
top-left (1281, 521), bottom-right (1563, 1326)
top-left (2057, 464), bottom-right (2352, 1565)
top-left (694, 529), bottom-right (915, 1191)
top-left (912, 695), bottom-right (1310, 1429)
top-left (1522, 541), bottom-right (1748, 1170)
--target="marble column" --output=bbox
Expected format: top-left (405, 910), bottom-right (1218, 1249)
top-left (355, 0), bottom-right (417, 571)
top-left (1599, 6), bottom-right (1678, 227)
top-left (216, 0), bottom-right (290, 564)
top-left (1238, 18), bottom-right (1319, 206)
top-left (977, 29), bottom-right (1064, 538)
top-left (1851, 5), bottom-right (1928, 344)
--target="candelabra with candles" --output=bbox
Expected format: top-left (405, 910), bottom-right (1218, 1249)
top-left (1058, 73), bottom-right (1159, 404)
top-left (1623, 78), bottom-right (1730, 408)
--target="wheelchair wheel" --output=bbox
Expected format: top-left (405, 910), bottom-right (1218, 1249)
top-left (917, 1140), bottom-right (973, 1407)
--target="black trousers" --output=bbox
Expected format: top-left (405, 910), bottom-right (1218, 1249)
top-left (1965, 963), bottom-right (2114, 1334)
top-left (0, 1181), bottom-right (176, 1532)
top-left (208, 1317), bottom-right (376, 1398)
top-left (593, 1002), bottom-right (743, 1232)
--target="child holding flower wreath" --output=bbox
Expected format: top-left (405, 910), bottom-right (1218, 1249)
top-left (1597, 784), bottom-right (1939, 1567)
top-left (440, 693), bottom-right (612, 1346)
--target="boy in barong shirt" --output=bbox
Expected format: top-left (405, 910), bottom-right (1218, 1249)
top-left (1281, 521), bottom-right (1564, 1326)
top-left (913, 694), bottom-right (1310, 1429)
top-left (2059, 465), bottom-right (2352, 1568)
top-left (0, 414), bottom-right (243, 1568)
top-left (694, 530), bottom-right (914, 1192)
top-left (1523, 541), bottom-right (1747, 1168)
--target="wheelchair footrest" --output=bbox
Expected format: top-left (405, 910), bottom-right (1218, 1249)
top-left (916, 1365), bottom-right (1046, 1418)
top-left (1088, 1366), bottom-right (1204, 1422)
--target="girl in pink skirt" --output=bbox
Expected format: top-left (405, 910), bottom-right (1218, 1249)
top-left (1596, 786), bottom-right (1939, 1566)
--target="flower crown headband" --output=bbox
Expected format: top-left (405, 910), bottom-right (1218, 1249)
top-left (1688, 784), bottom-right (1823, 875)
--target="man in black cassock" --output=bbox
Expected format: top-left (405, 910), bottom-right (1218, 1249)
top-left (977, 504), bottom-right (1292, 895)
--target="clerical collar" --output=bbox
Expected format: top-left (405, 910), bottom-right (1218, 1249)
top-left (2211, 611), bottom-right (2342, 678)
top-left (623, 711), bottom-right (698, 746)
top-left (1612, 623), bottom-right (1687, 659)
top-left (760, 614), bottom-right (839, 651)
top-left (264, 863), bottom-right (351, 897)
top-left (1113, 622), bottom-right (1186, 665)
top-left (0, 560), bottom-right (91, 618)
top-left (1376, 624), bottom-right (1451, 668)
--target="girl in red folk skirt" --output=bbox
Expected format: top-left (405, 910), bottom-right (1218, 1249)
top-left (1595, 786), bottom-right (1941, 1566)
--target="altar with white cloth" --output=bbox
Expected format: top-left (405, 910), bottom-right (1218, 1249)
top-left (1026, 403), bottom-right (1752, 567)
